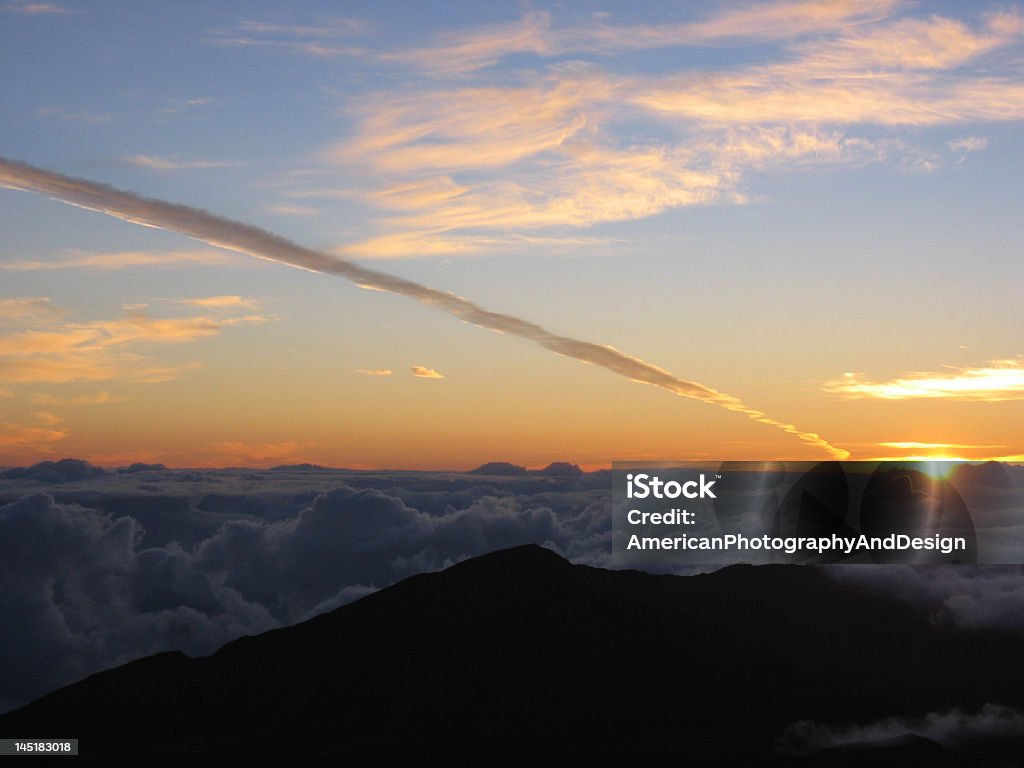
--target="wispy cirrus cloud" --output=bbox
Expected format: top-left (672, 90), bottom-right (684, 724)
top-left (949, 135), bottom-right (990, 162)
top-left (265, 204), bottom-right (321, 217)
top-left (331, 105), bottom-right (892, 256)
top-left (877, 441), bottom-right (1005, 450)
top-left (206, 440), bottom-right (312, 467)
top-left (633, 68), bottom-right (1024, 127)
top-left (311, 4), bottom-right (1024, 258)
top-left (0, 420), bottom-right (66, 450)
top-left (864, 440), bottom-right (1011, 461)
top-left (826, 360), bottom-right (1024, 401)
top-left (1, 356), bottom-right (194, 385)
top-left (124, 154), bottom-right (239, 171)
top-left (194, 3), bottom-right (1023, 258)
top-left (0, 297), bottom-right (64, 319)
top-left (355, 369), bottom-right (392, 376)
top-left (0, 298), bottom-right (270, 384)
top-left (4, 1), bottom-right (69, 15)
top-left (949, 136), bottom-right (989, 153)
top-left (236, 18), bottom-right (371, 38)
top-left (327, 74), bottom-right (612, 174)
top-left (382, 1), bottom-right (1020, 79)
top-left (0, 248), bottom-right (243, 271)
top-left (389, 1), bottom-right (903, 75)
top-left (640, 0), bottom-right (899, 43)
top-left (205, 17), bottom-right (369, 58)
top-left (176, 295), bottom-right (258, 310)
top-left (787, 10), bottom-right (1023, 72)
top-left (31, 390), bottom-right (126, 406)
top-left (338, 230), bottom-right (616, 259)
top-left (213, 1), bottom-right (901, 73)
top-left (630, 9), bottom-right (1024, 127)
top-left (383, 10), bottom-right (552, 74)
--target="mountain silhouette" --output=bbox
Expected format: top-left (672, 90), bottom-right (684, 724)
top-left (468, 461), bottom-right (529, 476)
top-left (2, 545), bottom-right (1022, 765)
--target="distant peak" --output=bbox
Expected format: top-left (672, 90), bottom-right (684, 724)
top-left (534, 462), bottom-right (583, 477)
top-left (468, 462), bottom-right (528, 476)
top-left (2, 458), bottom-right (106, 483)
top-left (445, 544), bottom-right (570, 575)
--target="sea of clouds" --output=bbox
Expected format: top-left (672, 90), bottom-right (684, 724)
top-left (2, 459), bottom-right (1023, 714)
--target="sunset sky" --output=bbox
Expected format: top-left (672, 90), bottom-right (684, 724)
top-left (2, 0), bottom-right (1023, 469)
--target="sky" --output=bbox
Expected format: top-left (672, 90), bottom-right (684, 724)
top-left (2, 0), bottom-right (1023, 469)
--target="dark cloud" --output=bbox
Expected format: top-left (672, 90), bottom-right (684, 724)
top-left (779, 703), bottom-right (1024, 754)
top-left (0, 493), bottom-right (277, 708)
top-left (829, 563), bottom-right (1024, 633)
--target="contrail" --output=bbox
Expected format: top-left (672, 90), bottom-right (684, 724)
top-left (0, 157), bottom-right (848, 459)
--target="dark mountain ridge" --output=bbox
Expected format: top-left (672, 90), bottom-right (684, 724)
top-left (2, 546), bottom-right (1022, 764)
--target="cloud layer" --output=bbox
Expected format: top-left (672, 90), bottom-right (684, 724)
top-left (4, 462), bottom-right (1024, 718)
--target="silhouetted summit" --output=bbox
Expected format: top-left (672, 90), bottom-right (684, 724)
top-left (116, 462), bottom-right (167, 474)
top-left (2, 458), bottom-right (106, 483)
top-left (468, 461), bottom-right (529, 476)
top-left (3, 545), bottom-right (1023, 765)
top-left (534, 461), bottom-right (583, 477)
top-left (950, 459), bottom-right (1015, 488)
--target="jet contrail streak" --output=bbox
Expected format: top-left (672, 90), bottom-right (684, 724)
top-left (0, 157), bottom-right (848, 458)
